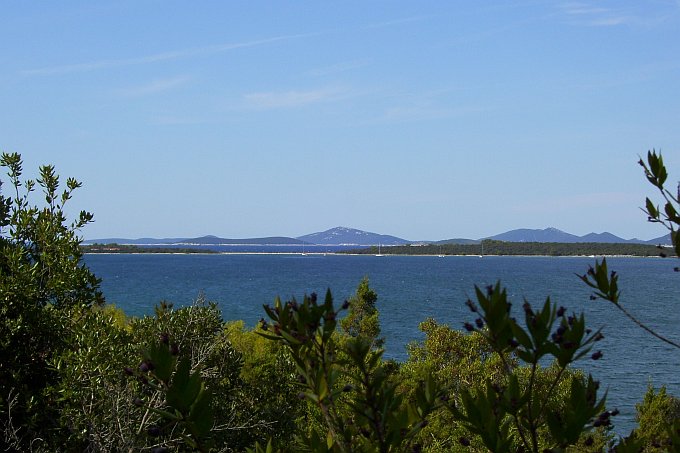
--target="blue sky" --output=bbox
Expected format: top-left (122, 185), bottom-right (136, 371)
top-left (1, 1), bottom-right (679, 241)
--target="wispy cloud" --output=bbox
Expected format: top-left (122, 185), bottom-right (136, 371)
top-left (243, 87), bottom-right (349, 109)
top-left (364, 15), bottom-right (428, 30)
top-left (561, 3), bottom-right (609, 16)
top-left (150, 115), bottom-right (208, 126)
top-left (376, 103), bottom-right (490, 124)
top-left (21, 33), bottom-right (318, 76)
top-left (117, 76), bottom-right (191, 97)
top-left (380, 105), bottom-right (453, 122)
top-left (560, 2), bottom-right (628, 26)
top-left (306, 59), bottom-right (372, 77)
top-left (558, 2), bottom-right (677, 27)
top-left (366, 85), bottom-right (489, 124)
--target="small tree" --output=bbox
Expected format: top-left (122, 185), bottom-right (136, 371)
top-left (579, 150), bottom-right (680, 451)
top-left (451, 284), bottom-right (609, 452)
top-left (0, 152), bottom-right (102, 447)
top-left (340, 277), bottom-right (383, 349)
top-left (256, 291), bottom-right (441, 452)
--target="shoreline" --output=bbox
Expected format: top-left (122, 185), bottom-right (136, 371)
top-left (83, 251), bottom-right (663, 258)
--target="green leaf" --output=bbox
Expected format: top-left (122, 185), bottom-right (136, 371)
top-left (326, 430), bottom-right (334, 449)
top-left (166, 356), bottom-right (196, 412)
top-left (188, 386), bottom-right (213, 438)
top-left (646, 197), bottom-right (659, 219)
top-left (145, 341), bottom-right (174, 384)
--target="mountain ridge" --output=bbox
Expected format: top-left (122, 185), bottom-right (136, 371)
top-left (296, 226), bottom-right (410, 246)
top-left (83, 226), bottom-right (673, 246)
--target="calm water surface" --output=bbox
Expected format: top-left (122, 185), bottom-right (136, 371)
top-left (84, 253), bottom-right (680, 434)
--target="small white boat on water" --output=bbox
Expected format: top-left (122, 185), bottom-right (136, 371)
top-left (375, 243), bottom-right (383, 257)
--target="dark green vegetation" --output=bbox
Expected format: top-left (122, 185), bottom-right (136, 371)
top-left (82, 243), bottom-right (217, 254)
top-left (177, 236), bottom-right (307, 245)
top-left (346, 241), bottom-right (665, 257)
top-left (1, 151), bottom-right (679, 452)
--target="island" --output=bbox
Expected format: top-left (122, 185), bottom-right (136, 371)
top-left (342, 240), bottom-right (668, 257)
top-left (81, 244), bottom-right (217, 254)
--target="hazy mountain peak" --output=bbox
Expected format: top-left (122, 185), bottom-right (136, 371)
top-left (297, 226), bottom-right (409, 246)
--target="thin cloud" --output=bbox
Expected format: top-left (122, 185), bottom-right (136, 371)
top-left (306, 59), bottom-right (372, 77)
top-left (368, 86), bottom-right (490, 124)
top-left (243, 87), bottom-right (349, 109)
top-left (118, 76), bottom-right (191, 97)
top-left (588, 16), bottom-right (631, 26)
top-left (381, 105), bottom-right (453, 122)
top-left (21, 33), bottom-right (319, 76)
top-left (445, 12), bottom-right (557, 47)
top-left (558, 2), bottom-right (676, 27)
top-left (364, 15), bottom-right (428, 29)
top-left (561, 3), bottom-right (609, 16)
top-left (375, 104), bottom-right (491, 124)
top-left (150, 115), bottom-right (208, 126)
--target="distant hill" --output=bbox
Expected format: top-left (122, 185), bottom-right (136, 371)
top-left (84, 226), bottom-right (674, 247)
top-left (647, 233), bottom-right (673, 246)
top-left (297, 226), bottom-right (410, 246)
top-left (434, 238), bottom-right (480, 245)
top-left (84, 235), bottom-right (306, 246)
top-left (83, 237), bottom-right (187, 245)
top-left (486, 227), bottom-right (581, 243)
top-left (176, 235), bottom-right (306, 245)
top-left (580, 232), bottom-right (634, 243)
top-left (483, 227), bottom-right (666, 244)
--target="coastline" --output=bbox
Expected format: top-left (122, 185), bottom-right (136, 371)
top-left (82, 251), bottom-right (663, 258)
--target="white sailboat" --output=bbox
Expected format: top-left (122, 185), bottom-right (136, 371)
top-left (375, 243), bottom-right (383, 257)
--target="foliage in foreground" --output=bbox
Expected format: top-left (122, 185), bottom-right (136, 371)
top-left (1, 150), bottom-right (680, 452)
top-left (0, 152), bottom-right (103, 448)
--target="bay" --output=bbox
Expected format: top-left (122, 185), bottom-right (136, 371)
top-left (83, 253), bottom-right (680, 435)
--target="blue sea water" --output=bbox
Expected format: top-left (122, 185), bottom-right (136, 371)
top-left (83, 253), bottom-right (680, 435)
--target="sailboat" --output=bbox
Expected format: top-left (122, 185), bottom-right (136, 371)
top-left (375, 243), bottom-right (383, 257)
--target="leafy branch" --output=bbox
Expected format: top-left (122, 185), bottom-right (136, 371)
top-left (453, 283), bottom-right (609, 452)
top-left (579, 259), bottom-right (680, 350)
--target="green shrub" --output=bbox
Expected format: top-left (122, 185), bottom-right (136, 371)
top-left (632, 385), bottom-right (680, 452)
top-left (0, 152), bottom-right (102, 449)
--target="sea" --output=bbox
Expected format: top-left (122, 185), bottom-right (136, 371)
top-left (83, 251), bottom-right (680, 435)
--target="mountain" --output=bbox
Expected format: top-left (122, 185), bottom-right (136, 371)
top-left (84, 227), bottom-right (673, 247)
top-left (483, 227), bottom-right (660, 244)
top-left (579, 232), bottom-right (633, 243)
top-left (486, 227), bottom-right (581, 243)
top-left (83, 237), bottom-right (186, 245)
top-left (84, 235), bottom-right (306, 246)
top-left (646, 233), bottom-right (673, 246)
top-left (434, 238), bottom-right (481, 245)
top-left (176, 235), bottom-right (306, 245)
top-left (297, 226), bottom-right (410, 246)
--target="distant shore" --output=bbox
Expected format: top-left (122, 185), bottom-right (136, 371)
top-left (81, 239), bottom-right (669, 258)
top-left (81, 244), bottom-right (217, 254)
top-left (339, 240), bottom-right (667, 257)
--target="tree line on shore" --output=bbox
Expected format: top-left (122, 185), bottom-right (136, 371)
top-left (81, 243), bottom-right (217, 254)
top-left (348, 241), bottom-right (666, 257)
top-left (1, 151), bottom-right (679, 452)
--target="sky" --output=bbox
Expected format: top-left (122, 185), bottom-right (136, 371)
top-left (1, 1), bottom-right (679, 241)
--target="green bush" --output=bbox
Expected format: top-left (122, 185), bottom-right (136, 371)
top-left (0, 152), bottom-right (102, 449)
top-left (2, 149), bottom-right (679, 452)
top-left (46, 305), bottom-right (138, 451)
top-left (631, 385), bottom-right (680, 452)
